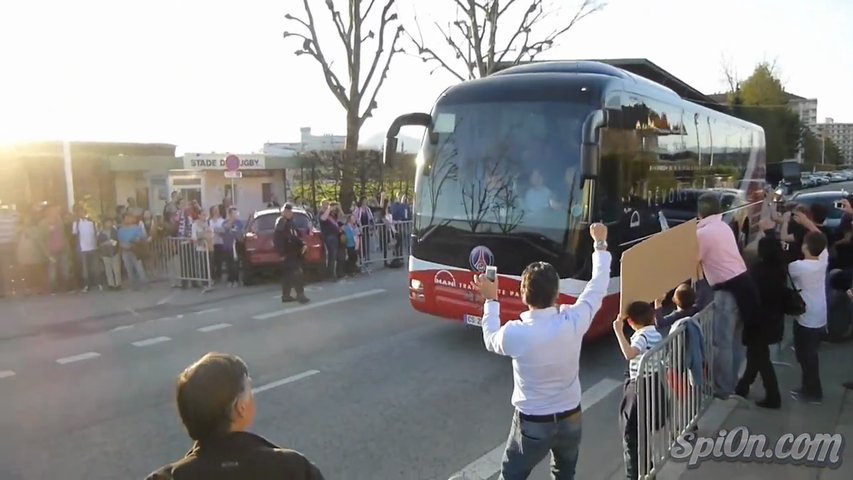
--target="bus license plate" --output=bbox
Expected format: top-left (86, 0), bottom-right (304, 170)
top-left (464, 314), bottom-right (483, 327)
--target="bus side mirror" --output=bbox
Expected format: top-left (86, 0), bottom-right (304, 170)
top-left (581, 109), bottom-right (607, 180)
top-left (581, 142), bottom-right (600, 180)
top-left (384, 112), bottom-right (432, 167)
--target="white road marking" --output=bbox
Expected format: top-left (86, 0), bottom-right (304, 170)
top-left (195, 307), bottom-right (222, 315)
top-left (254, 288), bottom-right (386, 320)
top-left (56, 352), bottom-right (101, 365)
top-left (252, 369), bottom-right (320, 394)
top-left (451, 377), bottom-right (622, 479)
top-left (131, 336), bottom-right (171, 347)
top-left (153, 316), bottom-right (173, 322)
top-left (0, 370), bottom-right (15, 379)
top-left (197, 323), bottom-right (232, 332)
top-left (110, 325), bottom-right (134, 332)
top-left (157, 294), bottom-right (177, 305)
top-left (126, 308), bottom-right (140, 316)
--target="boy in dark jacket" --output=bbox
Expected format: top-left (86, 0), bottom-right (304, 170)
top-left (146, 353), bottom-right (324, 480)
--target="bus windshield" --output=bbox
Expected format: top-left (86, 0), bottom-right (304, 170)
top-left (414, 100), bottom-right (591, 244)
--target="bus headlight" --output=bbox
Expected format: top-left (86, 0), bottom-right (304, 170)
top-left (409, 279), bottom-right (425, 301)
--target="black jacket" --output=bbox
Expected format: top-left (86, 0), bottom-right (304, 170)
top-left (743, 232), bottom-right (786, 346)
top-left (747, 261), bottom-right (787, 346)
top-left (273, 217), bottom-right (304, 260)
top-left (146, 432), bottom-right (324, 480)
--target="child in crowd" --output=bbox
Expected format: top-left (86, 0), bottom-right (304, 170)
top-left (342, 214), bottom-right (360, 277)
top-left (788, 229), bottom-right (829, 404)
top-left (613, 301), bottom-right (663, 480)
top-left (654, 282), bottom-right (696, 336)
top-left (98, 218), bottom-right (122, 290)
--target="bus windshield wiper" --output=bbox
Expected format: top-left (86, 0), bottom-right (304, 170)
top-left (417, 222), bottom-right (452, 243)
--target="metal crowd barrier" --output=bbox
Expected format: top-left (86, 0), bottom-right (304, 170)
top-left (145, 237), bottom-right (213, 289)
top-left (637, 303), bottom-right (716, 479)
top-left (357, 220), bottom-right (412, 272)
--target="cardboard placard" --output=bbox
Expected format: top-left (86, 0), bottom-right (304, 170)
top-left (620, 219), bottom-right (699, 313)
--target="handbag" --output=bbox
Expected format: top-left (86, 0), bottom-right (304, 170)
top-left (783, 271), bottom-right (807, 316)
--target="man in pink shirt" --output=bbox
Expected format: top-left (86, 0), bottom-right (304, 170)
top-left (697, 193), bottom-right (757, 399)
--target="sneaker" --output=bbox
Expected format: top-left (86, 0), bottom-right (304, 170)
top-left (281, 296), bottom-right (296, 303)
top-left (81, 286), bottom-right (89, 293)
top-left (297, 296), bottom-right (310, 304)
top-left (790, 388), bottom-right (823, 405)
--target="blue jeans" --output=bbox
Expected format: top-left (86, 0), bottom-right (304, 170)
top-left (712, 289), bottom-right (745, 397)
top-left (324, 235), bottom-right (339, 279)
top-left (499, 410), bottom-right (582, 480)
top-left (121, 251), bottom-right (147, 287)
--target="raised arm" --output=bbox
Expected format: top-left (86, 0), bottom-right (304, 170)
top-left (560, 223), bottom-right (612, 335)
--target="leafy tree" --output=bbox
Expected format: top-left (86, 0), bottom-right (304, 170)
top-left (284, 0), bottom-right (404, 210)
top-left (722, 62), bottom-right (802, 163)
top-left (823, 137), bottom-right (844, 166)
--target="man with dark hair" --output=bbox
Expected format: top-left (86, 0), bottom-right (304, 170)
top-left (696, 192), bottom-right (758, 400)
top-left (274, 203), bottom-right (309, 304)
top-left (147, 353), bottom-right (324, 479)
top-left (473, 223), bottom-right (611, 479)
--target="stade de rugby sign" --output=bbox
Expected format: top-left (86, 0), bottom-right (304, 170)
top-left (182, 153), bottom-right (266, 170)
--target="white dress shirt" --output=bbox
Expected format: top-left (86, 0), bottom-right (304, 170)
top-left (481, 250), bottom-right (612, 415)
top-left (788, 248), bottom-right (828, 329)
top-left (72, 218), bottom-right (97, 253)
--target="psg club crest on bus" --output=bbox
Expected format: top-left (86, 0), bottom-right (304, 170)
top-left (469, 246), bottom-right (495, 273)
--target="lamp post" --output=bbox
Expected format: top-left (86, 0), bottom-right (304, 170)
top-left (63, 140), bottom-right (74, 210)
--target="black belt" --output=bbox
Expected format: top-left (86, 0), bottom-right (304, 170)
top-left (518, 404), bottom-right (581, 423)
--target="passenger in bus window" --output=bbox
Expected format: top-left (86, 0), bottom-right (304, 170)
top-left (524, 169), bottom-right (555, 212)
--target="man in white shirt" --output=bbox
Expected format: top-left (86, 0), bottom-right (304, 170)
top-left (788, 228), bottom-right (828, 404)
top-left (72, 208), bottom-right (100, 292)
top-left (473, 223), bottom-right (611, 480)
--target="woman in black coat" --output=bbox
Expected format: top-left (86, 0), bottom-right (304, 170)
top-left (736, 234), bottom-right (784, 409)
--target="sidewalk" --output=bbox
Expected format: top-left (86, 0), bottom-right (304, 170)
top-left (658, 338), bottom-right (853, 479)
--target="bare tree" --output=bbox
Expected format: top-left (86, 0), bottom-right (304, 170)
top-left (491, 178), bottom-right (524, 234)
top-left (720, 55), bottom-right (739, 94)
top-left (407, 0), bottom-right (606, 81)
top-left (284, 0), bottom-right (404, 210)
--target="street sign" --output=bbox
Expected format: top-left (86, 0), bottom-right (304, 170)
top-left (224, 171), bottom-right (242, 179)
top-left (224, 154), bottom-right (240, 172)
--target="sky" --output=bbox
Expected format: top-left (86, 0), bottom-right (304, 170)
top-left (0, 0), bottom-right (850, 154)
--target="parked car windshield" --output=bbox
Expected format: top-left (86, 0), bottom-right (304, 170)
top-left (252, 212), bottom-right (311, 231)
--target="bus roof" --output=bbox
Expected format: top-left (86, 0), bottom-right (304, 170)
top-left (438, 60), bottom-right (761, 133)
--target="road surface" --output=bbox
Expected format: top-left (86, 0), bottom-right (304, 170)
top-left (0, 269), bottom-right (630, 480)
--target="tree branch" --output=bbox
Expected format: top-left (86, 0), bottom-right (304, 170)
top-left (403, 22), bottom-right (467, 82)
top-left (495, 1), bottom-right (539, 66)
top-left (284, 0), bottom-right (349, 109)
top-left (360, 25), bottom-right (403, 125)
top-left (360, 0), bottom-right (398, 97)
top-left (523, 0), bottom-right (605, 59)
top-left (324, 0), bottom-right (352, 60)
top-left (412, 0), bottom-right (606, 79)
top-left (362, 0), bottom-right (378, 21)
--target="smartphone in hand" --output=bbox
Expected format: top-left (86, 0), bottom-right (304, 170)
top-left (485, 266), bottom-right (497, 283)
